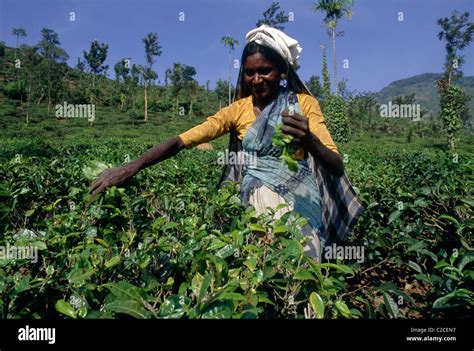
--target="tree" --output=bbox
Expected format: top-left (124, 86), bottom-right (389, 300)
top-left (19, 45), bottom-right (41, 125)
top-left (11, 27), bottom-right (27, 59)
top-left (37, 28), bottom-right (69, 62)
top-left (436, 11), bottom-right (473, 149)
top-left (36, 28), bottom-right (69, 113)
top-left (256, 2), bottom-right (289, 30)
top-left (130, 64), bottom-right (141, 109)
top-left (76, 57), bottom-right (86, 72)
top-left (346, 91), bottom-right (377, 128)
top-left (439, 84), bottom-right (469, 150)
top-left (392, 93), bottom-right (416, 106)
top-left (83, 40), bottom-right (109, 91)
top-left (215, 79), bottom-right (231, 109)
top-left (165, 68), bottom-right (172, 87)
top-left (437, 11), bottom-right (473, 85)
top-left (114, 58), bottom-right (130, 83)
top-left (323, 95), bottom-right (349, 142)
top-left (70, 57), bottom-right (88, 104)
top-left (220, 36), bottom-right (239, 105)
top-left (141, 33), bottom-right (162, 121)
top-left (114, 58), bottom-right (131, 111)
top-left (320, 44), bottom-right (331, 100)
top-left (319, 41), bottom-right (349, 142)
top-left (169, 63), bottom-right (197, 113)
top-left (313, 0), bottom-right (353, 95)
top-left (186, 80), bottom-right (199, 115)
top-left (306, 75), bottom-right (323, 100)
top-left (337, 78), bottom-right (354, 101)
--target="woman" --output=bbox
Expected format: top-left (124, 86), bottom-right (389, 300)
top-left (90, 25), bottom-right (363, 261)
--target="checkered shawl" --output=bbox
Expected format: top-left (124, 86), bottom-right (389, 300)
top-left (217, 100), bottom-right (364, 244)
top-left (308, 154), bottom-right (364, 244)
top-left (239, 89), bottom-right (324, 235)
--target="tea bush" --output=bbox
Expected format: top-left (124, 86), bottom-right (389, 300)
top-left (0, 138), bottom-right (472, 319)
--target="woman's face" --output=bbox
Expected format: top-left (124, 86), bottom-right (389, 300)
top-left (243, 52), bottom-right (281, 103)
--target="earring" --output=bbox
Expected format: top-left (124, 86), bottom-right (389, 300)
top-left (280, 73), bottom-right (287, 88)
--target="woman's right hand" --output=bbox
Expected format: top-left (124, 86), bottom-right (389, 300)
top-left (89, 164), bottom-right (138, 196)
top-left (88, 136), bottom-right (185, 196)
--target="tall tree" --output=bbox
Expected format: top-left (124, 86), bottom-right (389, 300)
top-left (186, 80), bottom-right (199, 116)
top-left (130, 64), bottom-right (141, 109)
top-left (337, 78), bottom-right (354, 101)
top-left (438, 83), bottom-right (469, 150)
top-left (114, 58), bottom-right (131, 111)
top-left (11, 27), bottom-right (27, 58)
top-left (320, 44), bottom-right (331, 100)
top-left (71, 57), bottom-right (88, 104)
top-left (313, 0), bottom-right (353, 95)
top-left (19, 45), bottom-right (40, 125)
top-left (256, 2), bottom-right (289, 30)
top-left (83, 40), bottom-right (109, 90)
top-left (220, 36), bottom-right (239, 105)
top-left (36, 28), bottom-right (69, 113)
top-left (215, 79), bottom-right (231, 109)
top-left (37, 28), bottom-right (68, 62)
top-left (319, 42), bottom-right (348, 142)
top-left (436, 11), bottom-right (473, 150)
top-left (141, 32), bottom-right (162, 121)
top-left (437, 11), bottom-right (473, 85)
top-left (165, 68), bottom-right (172, 87)
top-left (169, 63), bottom-right (197, 113)
top-left (306, 75), bottom-right (323, 100)
top-left (76, 57), bottom-right (86, 72)
top-left (347, 91), bottom-right (377, 128)
top-left (114, 58), bottom-right (130, 83)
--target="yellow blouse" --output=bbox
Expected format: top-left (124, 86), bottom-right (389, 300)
top-left (178, 93), bottom-right (339, 154)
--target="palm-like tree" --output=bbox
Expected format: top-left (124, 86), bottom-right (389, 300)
top-left (165, 68), bottom-right (172, 87)
top-left (221, 36), bottom-right (239, 105)
top-left (142, 32), bottom-right (162, 121)
top-left (12, 27), bottom-right (27, 58)
top-left (320, 44), bottom-right (331, 99)
top-left (313, 0), bottom-right (353, 95)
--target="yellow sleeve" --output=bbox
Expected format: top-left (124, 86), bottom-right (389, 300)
top-left (178, 103), bottom-right (235, 148)
top-left (297, 94), bottom-right (339, 154)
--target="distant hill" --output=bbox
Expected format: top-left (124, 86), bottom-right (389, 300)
top-left (373, 73), bottom-right (474, 121)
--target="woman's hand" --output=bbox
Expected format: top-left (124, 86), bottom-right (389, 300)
top-left (281, 109), bottom-right (313, 148)
top-left (89, 164), bottom-right (138, 196)
top-left (88, 136), bottom-right (185, 197)
top-left (281, 109), bottom-right (344, 176)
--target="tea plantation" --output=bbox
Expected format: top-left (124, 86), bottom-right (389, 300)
top-left (0, 105), bottom-right (472, 319)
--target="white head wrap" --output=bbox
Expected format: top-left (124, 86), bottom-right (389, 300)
top-left (245, 24), bottom-right (302, 67)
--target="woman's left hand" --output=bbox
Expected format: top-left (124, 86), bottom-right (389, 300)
top-left (281, 109), bottom-right (313, 148)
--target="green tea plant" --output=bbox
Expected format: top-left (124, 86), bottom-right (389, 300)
top-left (0, 136), bottom-right (472, 319)
top-left (272, 124), bottom-right (298, 172)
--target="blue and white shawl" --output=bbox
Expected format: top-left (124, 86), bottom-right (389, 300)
top-left (218, 89), bottom-right (364, 247)
top-left (240, 88), bottom-right (323, 235)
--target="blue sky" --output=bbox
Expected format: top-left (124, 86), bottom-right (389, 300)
top-left (1, 0), bottom-right (473, 92)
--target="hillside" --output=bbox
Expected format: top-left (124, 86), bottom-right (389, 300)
top-left (373, 73), bottom-right (474, 121)
top-left (1, 43), bottom-right (473, 129)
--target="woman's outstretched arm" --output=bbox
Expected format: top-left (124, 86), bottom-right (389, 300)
top-left (89, 136), bottom-right (186, 196)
